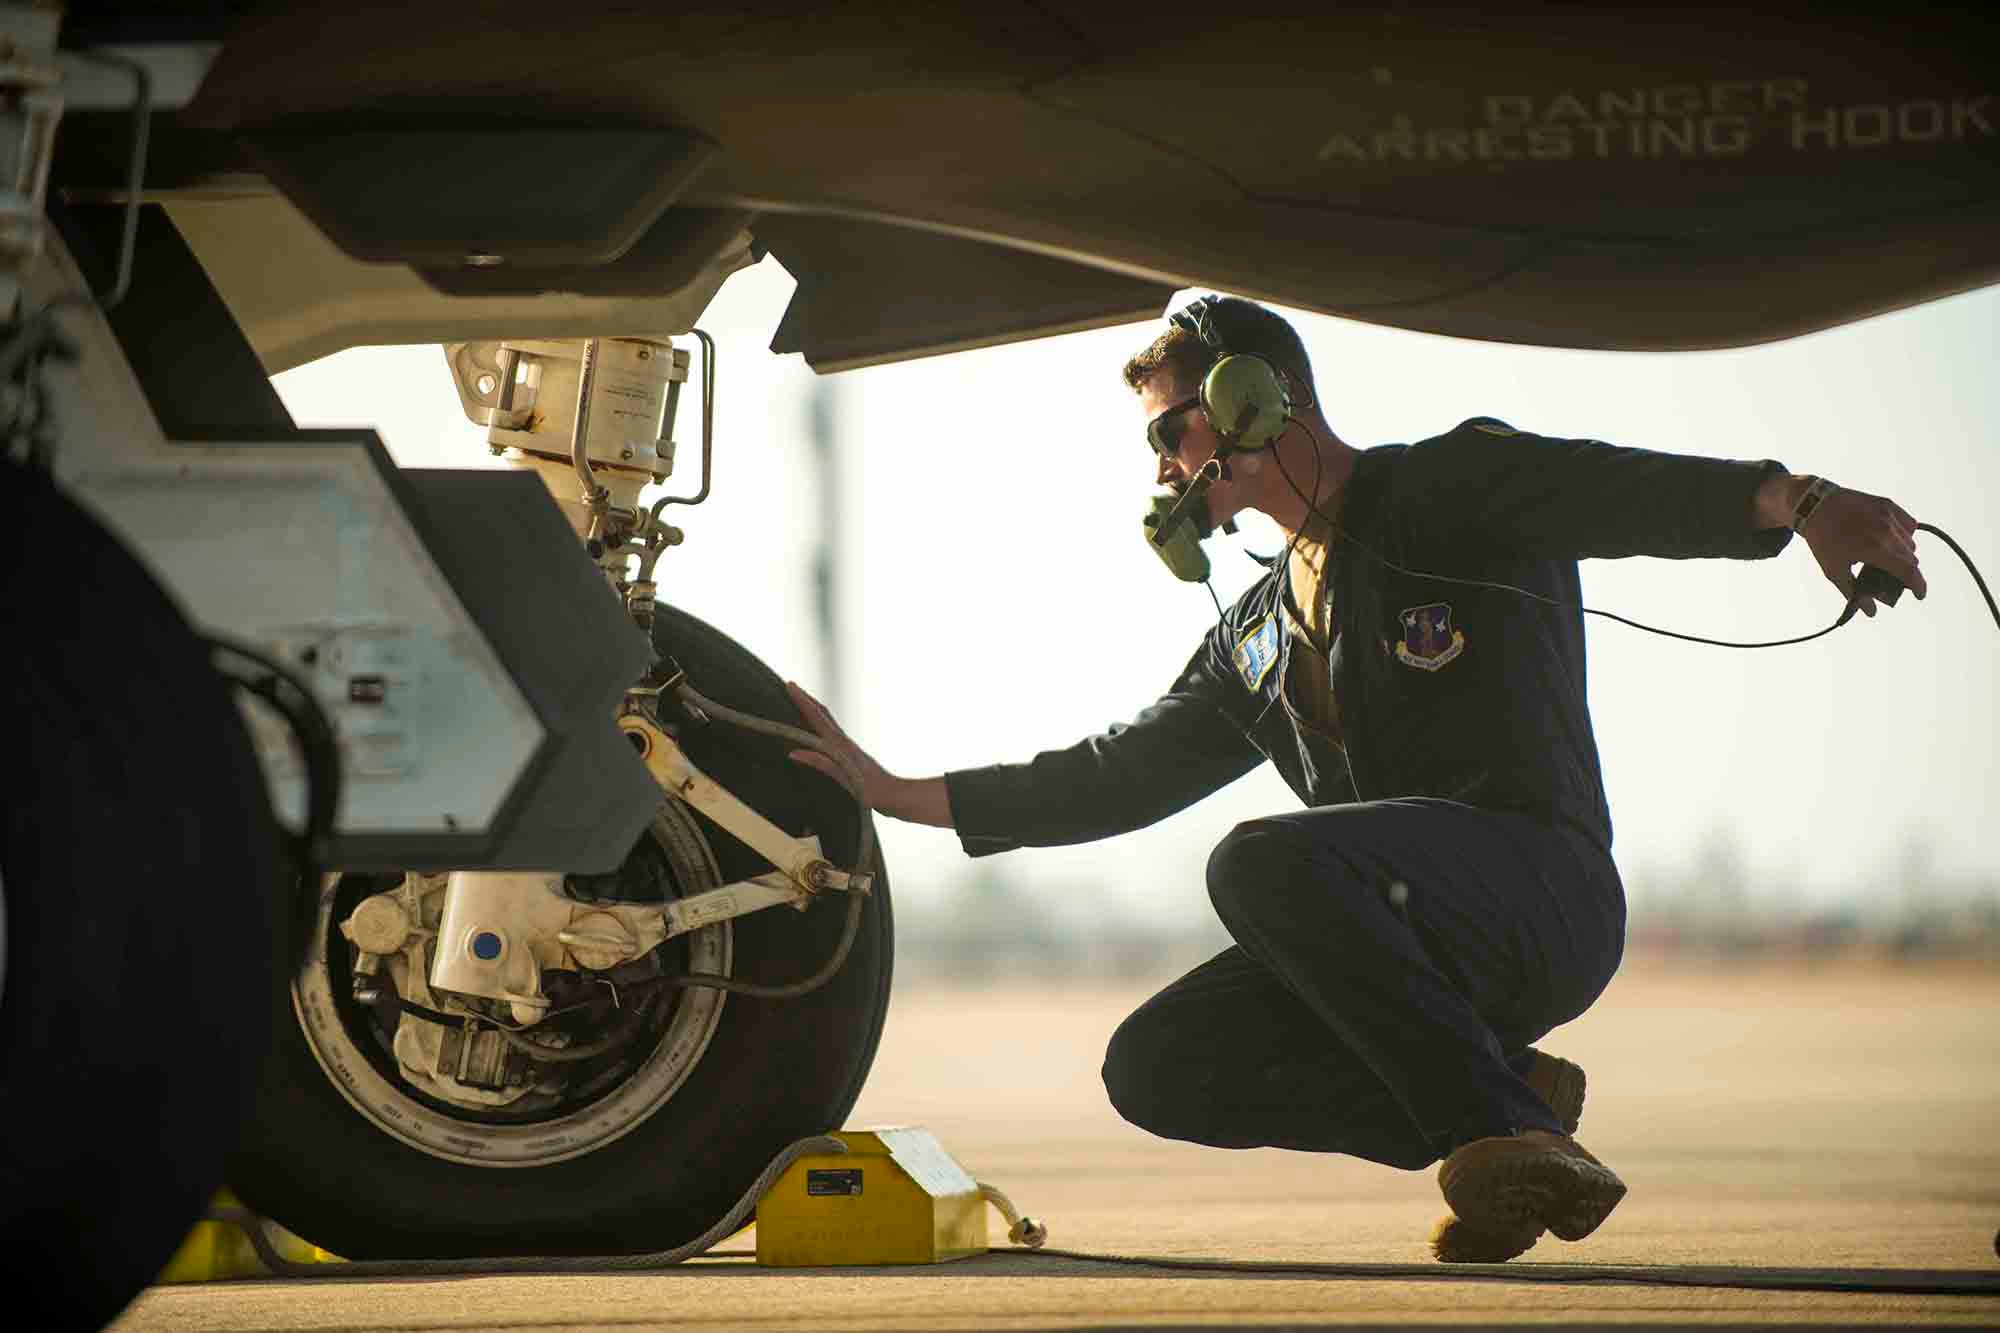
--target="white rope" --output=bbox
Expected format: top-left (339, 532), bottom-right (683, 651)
top-left (977, 1181), bottom-right (1047, 1248)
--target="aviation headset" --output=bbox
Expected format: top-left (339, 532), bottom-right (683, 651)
top-left (1144, 295), bottom-right (1998, 649)
top-left (1168, 295), bottom-right (1300, 458)
top-left (1142, 296), bottom-right (1305, 582)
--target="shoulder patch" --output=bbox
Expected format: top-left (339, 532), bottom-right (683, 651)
top-left (1470, 419), bottom-right (1517, 436)
top-left (1232, 613), bottom-right (1281, 691)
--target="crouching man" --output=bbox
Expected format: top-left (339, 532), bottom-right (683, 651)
top-left (789, 297), bottom-right (1924, 1261)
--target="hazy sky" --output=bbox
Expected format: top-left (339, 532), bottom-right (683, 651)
top-left (273, 262), bottom-right (1998, 922)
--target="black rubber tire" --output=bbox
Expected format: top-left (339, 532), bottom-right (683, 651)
top-left (228, 602), bottom-right (894, 1259)
top-left (0, 461), bottom-right (286, 1329)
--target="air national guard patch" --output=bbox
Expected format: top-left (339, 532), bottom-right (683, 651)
top-left (1233, 613), bottom-right (1281, 691)
top-left (1395, 603), bottom-right (1465, 671)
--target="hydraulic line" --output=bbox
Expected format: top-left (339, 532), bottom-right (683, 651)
top-left (205, 635), bottom-right (342, 880)
top-left (53, 48), bottom-right (150, 311)
top-left (648, 328), bottom-right (716, 514)
top-left (618, 679), bottom-right (876, 1002)
top-left (489, 984), bottom-right (672, 1064)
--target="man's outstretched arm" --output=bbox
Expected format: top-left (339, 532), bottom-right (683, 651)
top-left (1404, 427), bottom-right (1927, 618)
top-left (786, 651), bottom-right (1265, 855)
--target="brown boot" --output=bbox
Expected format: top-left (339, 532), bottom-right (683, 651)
top-left (1428, 1211), bottom-right (1544, 1264)
top-left (1437, 1130), bottom-right (1627, 1243)
top-left (1522, 1048), bottom-right (1586, 1135)
top-left (1430, 1050), bottom-right (1589, 1261)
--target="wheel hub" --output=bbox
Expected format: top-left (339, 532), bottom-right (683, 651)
top-left (294, 801), bottom-right (732, 1165)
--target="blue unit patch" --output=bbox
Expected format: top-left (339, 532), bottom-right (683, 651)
top-left (1233, 613), bottom-right (1281, 691)
top-left (1395, 603), bottom-right (1466, 672)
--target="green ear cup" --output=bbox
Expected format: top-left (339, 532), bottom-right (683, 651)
top-left (1144, 491), bottom-right (1212, 582)
top-left (1202, 353), bottom-right (1290, 450)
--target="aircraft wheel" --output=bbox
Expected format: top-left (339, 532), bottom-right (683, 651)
top-left (0, 459), bottom-right (285, 1328)
top-left (228, 602), bottom-right (894, 1258)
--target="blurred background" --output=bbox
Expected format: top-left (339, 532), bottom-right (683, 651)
top-left (271, 258), bottom-right (2000, 983)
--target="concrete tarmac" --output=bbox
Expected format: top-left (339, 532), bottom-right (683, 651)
top-left (113, 961), bottom-right (2000, 1330)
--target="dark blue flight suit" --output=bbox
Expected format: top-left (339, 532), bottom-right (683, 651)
top-left (945, 419), bottom-right (1790, 1168)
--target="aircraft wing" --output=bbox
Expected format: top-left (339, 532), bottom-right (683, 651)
top-left (54, 4), bottom-right (2000, 367)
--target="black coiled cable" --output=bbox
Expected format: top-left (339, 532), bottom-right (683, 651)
top-left (204, 635), bottom-right (342, 911)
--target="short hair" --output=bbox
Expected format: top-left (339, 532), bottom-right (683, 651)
top-left (1122, 296), bottom-right (1318, 402)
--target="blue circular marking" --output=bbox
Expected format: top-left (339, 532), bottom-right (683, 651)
top-left (471, 931), bottom-right (503, 961)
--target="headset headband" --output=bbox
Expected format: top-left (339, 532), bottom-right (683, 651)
top-left (1169, 296), bottom-right (1229, 360)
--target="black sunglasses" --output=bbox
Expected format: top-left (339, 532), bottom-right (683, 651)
top-left (1146, 395), bottom-right (1205, 458)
